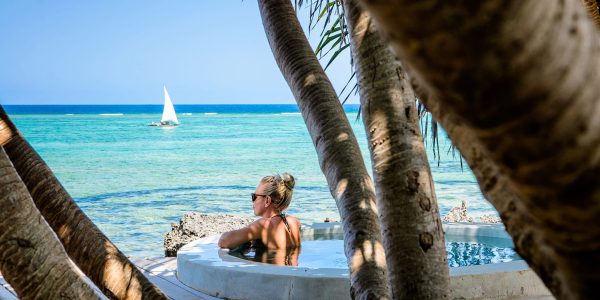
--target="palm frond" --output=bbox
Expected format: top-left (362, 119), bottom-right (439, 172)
top-left (339, 71), bottom-right (357, 98)
top-left (447, 141), bottom-right (464, 171)
top-left (303, 0), bottom-right (355, 102)
top-left (298, 0), bottom-right (466, 166)
top-left (324, 44), bottom-right (349, 70)
top-left (315, 30), bottom-right (341, 55)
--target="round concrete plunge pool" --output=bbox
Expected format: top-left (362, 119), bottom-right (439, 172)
top-left (177, 223), bottom-right (552, 300)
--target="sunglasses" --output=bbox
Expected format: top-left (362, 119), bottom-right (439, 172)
top-left (251, 193), bottom-right (268, 202)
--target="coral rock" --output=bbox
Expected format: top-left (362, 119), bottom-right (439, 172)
top-left (164, 212), bottom-right (254, 257)
top-left (443, 201), bottom-right (474, 223)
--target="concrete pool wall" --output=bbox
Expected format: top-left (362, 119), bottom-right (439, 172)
top-left (177, 222), bottom-right (552, 300)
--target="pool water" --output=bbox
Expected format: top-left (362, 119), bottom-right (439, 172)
top-left (231, 235), bottom-right (521, 268)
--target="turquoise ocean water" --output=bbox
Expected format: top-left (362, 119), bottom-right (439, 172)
top-left (6, 105), bottom-right (497, 258)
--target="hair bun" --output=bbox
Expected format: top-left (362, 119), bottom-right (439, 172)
top-left (280, 172), bottom-right (295, 190)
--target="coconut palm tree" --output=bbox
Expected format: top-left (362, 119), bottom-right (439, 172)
top-left (343, 0), bottom-right (449, 298)
top-left (0, 146), bottom-right (102, 299)
top-left (357, 0), bottom-right (600, 298)
top-left (414, 84), bottom-right (557, 297)
top-left (0, 107), bottom-right (168, 299)
top-left (257, 0), bottom-right (390, 298)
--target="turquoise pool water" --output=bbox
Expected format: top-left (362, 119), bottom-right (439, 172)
top-left (232, 235), bottom-right (521, 269)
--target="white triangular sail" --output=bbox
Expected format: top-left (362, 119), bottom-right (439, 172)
top-left (161, 86), bottom-right (179, 124)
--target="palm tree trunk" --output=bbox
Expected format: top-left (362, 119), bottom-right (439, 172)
top-left (0, 107), bottom-right (168, 300)
top-left (0, 147), bottom-right (102, 299)
top-left (413, 83), bottom-right (562, 297)
top-left (358, 0), bottom-right (600, 298)
top-left (343, 1), bottom-right (449, 298)
top-left (581, 0), bottom-right (600, 28)
top-left (257, 0), bottom-right (390, 298)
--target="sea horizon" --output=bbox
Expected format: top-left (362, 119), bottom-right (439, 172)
top-left (3, 104), bottom-right (360, 115)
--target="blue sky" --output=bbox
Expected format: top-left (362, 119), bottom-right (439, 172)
top-left (0, 1), bottom-right (354, 104)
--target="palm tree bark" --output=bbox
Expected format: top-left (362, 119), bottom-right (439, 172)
top-left (413, 83), bottom-right (561, 297)
top-left (581, 0), bottom-right (600, 29)
top-left (343, 1), bottom-right (449, 298)
top-left (257, 0), bottom-right (390, 298)
top-left (0, 107), bottom-right (168, 300)
top-left (358, 0), bottom-right (600, 298)
top-left (0, 147), bottom-right (102, 300)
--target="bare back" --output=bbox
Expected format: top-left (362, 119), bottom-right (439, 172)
top-left (259, 214), bottom-right (301, 249)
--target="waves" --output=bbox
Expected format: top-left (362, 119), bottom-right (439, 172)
top-left (99, 113), bottom-right (124, 116)
top-left (76, 185), bottom-right (329, 203)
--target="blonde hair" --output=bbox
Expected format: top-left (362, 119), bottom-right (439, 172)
top-left (261, 173), bottom-right (295, 212)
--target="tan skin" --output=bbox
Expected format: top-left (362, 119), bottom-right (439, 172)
top-left (218, 182), bottom-right (301, 250)
top-left (254, 245), bottom-right (300, 266)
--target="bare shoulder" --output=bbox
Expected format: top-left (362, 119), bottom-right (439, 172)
top-left (286, 215), bottom-right (300, 222)
top-left (286, 215), bottom-right (302, 245)
top-left (218, 218), bottom-right (263, 248)
top-left (285, 215), bottom-right (301, 228)
top-left (243, 218), bottom-right (268, 235)
top-left (255, 218), bottom-right (269, 228)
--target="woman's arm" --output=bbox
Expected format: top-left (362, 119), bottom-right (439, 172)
top-left (218, 220), bottom-right (262, 249)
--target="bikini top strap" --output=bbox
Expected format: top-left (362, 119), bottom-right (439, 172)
top-left (279, 213), bottom-right (291, 233)
top-left (277, 213), bottom-right (296, 248)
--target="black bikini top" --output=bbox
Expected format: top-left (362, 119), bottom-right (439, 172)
top-left (276, 213), bottom-right (297, 248)
top-left (277, 213), bottom-right (291, 233)
top-left (250, 213), bottom-right (295, 249)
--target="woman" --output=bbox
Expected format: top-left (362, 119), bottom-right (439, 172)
top-left (218, 173), bottom-right (301, 251)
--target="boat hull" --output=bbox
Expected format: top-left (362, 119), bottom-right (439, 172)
top-left (148, 122), bottom-right (178, 127)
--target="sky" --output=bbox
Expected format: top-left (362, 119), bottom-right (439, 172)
top-left (0, 0), bottom-right (354, 105)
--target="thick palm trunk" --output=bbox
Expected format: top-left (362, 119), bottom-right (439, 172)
top-left (358, 0), bottom-right (600, 298)
top-left (0, 107), bottom-right (168, 300)
top-left (413, 84), bottom-right (561, 296)
top-left (343, 1), bottom-right (449, 298)
top-left (0, 147), bottom-right (101, 299)
top-left (257, 0), bottom-right (390, 298)
top-left (581, 0), bottom-right (600, 28)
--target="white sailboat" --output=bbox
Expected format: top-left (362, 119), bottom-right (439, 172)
top-left (149, 86), bottom-right (179, 126)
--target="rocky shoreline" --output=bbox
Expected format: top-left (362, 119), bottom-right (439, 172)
top-left (442, 201), bottom-right (502, 223)
top-left (164, 213), bottom-right (254, 257)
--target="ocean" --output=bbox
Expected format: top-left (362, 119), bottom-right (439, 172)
top-left (5, 105), bottom-right (496, 258)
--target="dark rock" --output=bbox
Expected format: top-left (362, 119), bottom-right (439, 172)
top-left (164, 213), bottom-right (255, 257)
